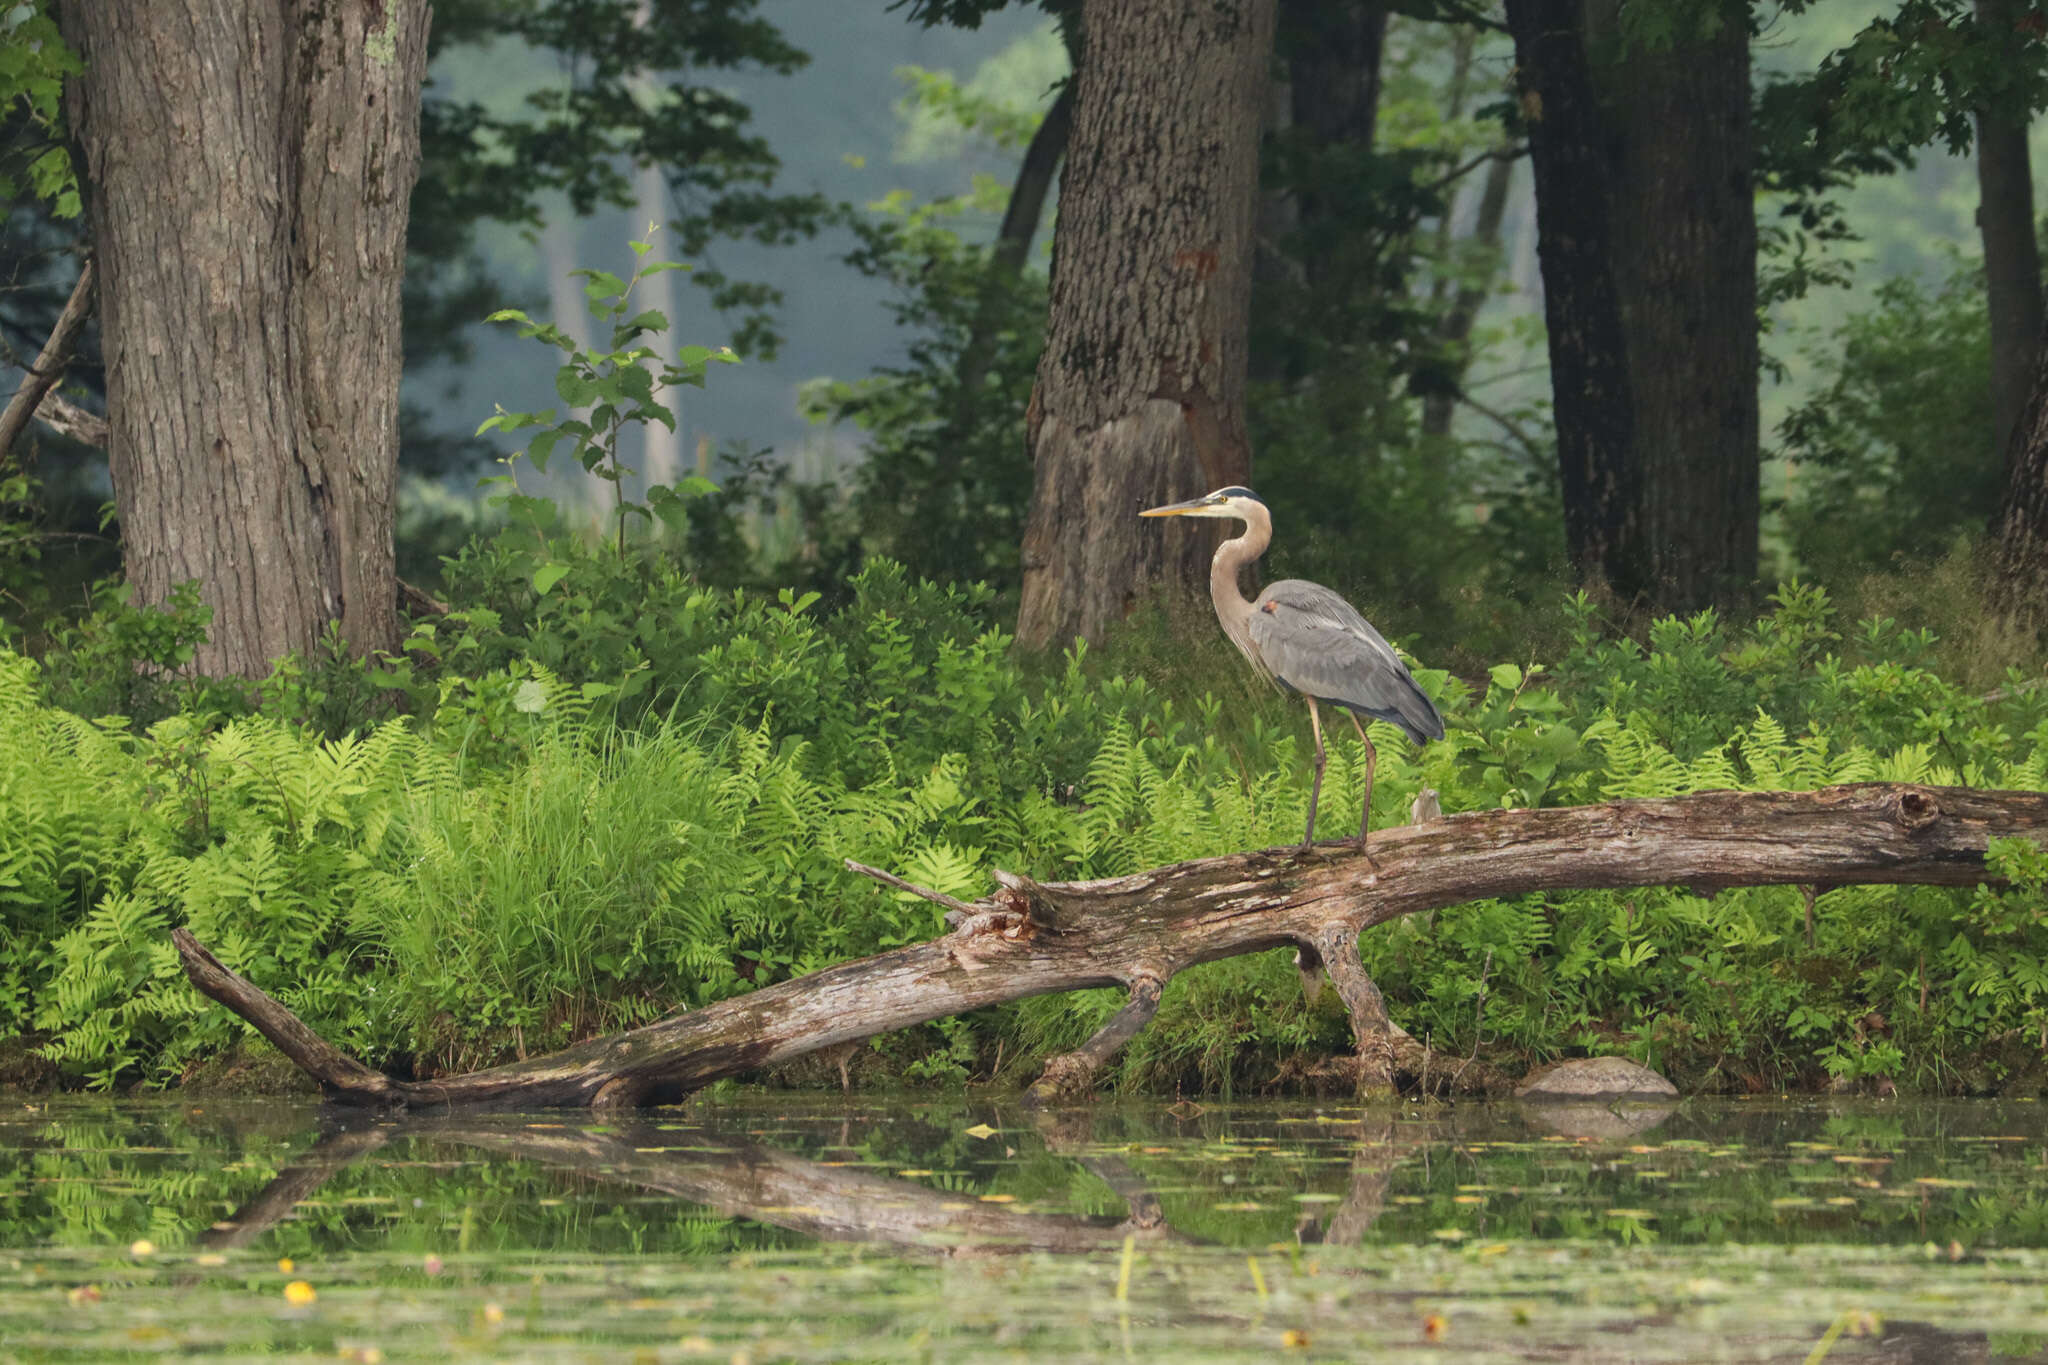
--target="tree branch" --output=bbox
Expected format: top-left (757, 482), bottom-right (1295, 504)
top-left (173, 784), bottom-right (2048, 1111)
top-left (0, 257), bottom-right (95, 459)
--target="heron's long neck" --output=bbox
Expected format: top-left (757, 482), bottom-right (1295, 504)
top-left (1211, 506), bottom-right (1269, 664)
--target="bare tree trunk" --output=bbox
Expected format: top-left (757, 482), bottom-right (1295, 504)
top-left (1016, 0), bottom-right (1275, 651)
top-left (1507, 0), bottom-right (1757, 613)
top-left (1976, 0), bottom-right (2046, 460)
top-left (63, 1), bottom-right (427, 677)
top-left (1595, 0), bottom-right (1758, 611)
top-left (1504, 0), bottom-right (1641, 596)
top-left (1287, 0), bottom-right (1389, 296)
top-left (174, 783), bottom-right (2048, 1112)
top-left (1991, 321), bottom-right (2048, 617)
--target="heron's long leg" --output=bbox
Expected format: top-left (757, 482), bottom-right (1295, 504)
top-left (1302, 696), bottom-right (1327, 850)
top-left (1347, 710), bottom-right (1379, 857)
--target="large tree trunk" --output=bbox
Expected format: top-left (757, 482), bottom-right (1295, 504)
top-left (1507, 0), bottom-right (1757, 614)
top-left (1976, 0), bottom-right (2046, 459)
top-left (1015, 0), bottom-right (1275, 651)
top-left (174, 783), bottom-right (2048, 1112)
top-left (1286, 0), bottom-right (1389, 296)
top-left (1991, 320), bottom-right (2048, 617)
top-left (62, 1), bottom-right (427, 677)
top-left (1504, 0), bottom-right (1642, 596)
top-left (1251, 0), bottom-right (1389, 389)
top-left (1596, 0), bottom-right (1758, 611)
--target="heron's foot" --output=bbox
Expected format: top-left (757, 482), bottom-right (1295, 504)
top-left (1354, 832), bottom-right (1380, 870)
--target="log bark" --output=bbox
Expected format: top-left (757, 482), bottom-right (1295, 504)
top-left (1015, 0), bottom-right (1274, 650)
top-left (173, 783), bottom-right (2048, 1112)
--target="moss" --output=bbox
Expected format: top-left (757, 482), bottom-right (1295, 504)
top-left (176, 1039), bottom-right (320, 1098)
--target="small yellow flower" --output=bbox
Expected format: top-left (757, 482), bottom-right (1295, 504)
top-left (283, 1280), bottom-right (316, 1306)
top-left (1281, 1328), bottom-right (1310, 1349)
top-left (278, 1257), bottom-right (294, 1274)
top-left (481, 1302), bottom-right (505, 1325)
top-left (128, 1239), bottom-right (155, 1258)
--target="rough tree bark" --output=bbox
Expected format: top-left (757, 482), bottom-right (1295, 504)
top-left (1595, 0), bottom-right (1758, 611)
top-left (174, 784), bottom-right (2048, 1113)
top-left (1251, 0), bottom-right (1389, 388)
top-left (1991, 321), bottom-right (2048, 618)
top-left (1285, 0), bottom-right (1389, 298)
top-left (1504, 0), bottom-right (1642, 597)
top-left (1015, 0), bottom-right (1275, 651)
top-left (1506, 0), bottom-right (1758, 613)
top-left (61, 1), bottom-right (430, 677)
top-left (1976, 0), bottom-right (2047, 460)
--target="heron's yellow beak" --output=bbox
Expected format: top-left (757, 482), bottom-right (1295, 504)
top-left (1139, 497), bottom-right (1210, 517)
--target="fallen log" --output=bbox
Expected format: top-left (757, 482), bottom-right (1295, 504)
top-left (171, 783), bottom-right (2048, 1111)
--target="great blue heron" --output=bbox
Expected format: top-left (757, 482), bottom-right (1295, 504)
top-left (1141, 486), bottom-right (1444, 854)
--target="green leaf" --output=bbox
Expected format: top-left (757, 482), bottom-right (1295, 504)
top-left (555, 370), bottom-right (599, 407)
top-left (575, 268), bottom-right (627, 303)
top-left (531, 561), bottom-right (572, 596)
top-left (526, 428), bottom-right (563, 473)
top-left (620, 308), bottom-right (669, 337)
top-left (1488, 663), bottom-right (1523, 691)
top-left (512, 679), bottom-right (548, 713)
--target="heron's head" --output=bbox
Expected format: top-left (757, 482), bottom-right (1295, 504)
top-left (1138, 486), bottom-right (1265, 521)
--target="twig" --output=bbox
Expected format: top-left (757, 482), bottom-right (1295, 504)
top-left (0, 257), bottom-right (94, 460)
top-left (1450, 949), bottom-right (1492, 1093)
top-left (34, 391), bottom-right (107, 448)
top-left (397, 576), bottom-right (450, 617)
top-left (1456, 391), bottom-right (1546, 462)
top-left (1419, 144), bottom-right (1527, 196)
top-left (844, 858), bottom-right (982, 920)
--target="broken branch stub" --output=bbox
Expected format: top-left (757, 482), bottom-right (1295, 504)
top-left (168, 784), bottom-right (2048, 1111)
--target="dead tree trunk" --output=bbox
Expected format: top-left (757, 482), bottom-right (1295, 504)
top-left (174, 784), bottom-right (2048, 1112)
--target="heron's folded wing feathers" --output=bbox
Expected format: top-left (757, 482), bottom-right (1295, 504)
top-left (1247, 580), bottom-right (1446, 743)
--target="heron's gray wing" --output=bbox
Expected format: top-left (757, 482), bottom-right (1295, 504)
top-left (1246, 579), bottom-right (1446, 743)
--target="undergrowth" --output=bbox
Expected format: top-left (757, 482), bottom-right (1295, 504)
top-left (4, 555), bottom-right (2048, 1098)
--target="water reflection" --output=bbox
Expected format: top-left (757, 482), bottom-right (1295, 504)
top-left (5, 1099), bottom-right (2048, 1361)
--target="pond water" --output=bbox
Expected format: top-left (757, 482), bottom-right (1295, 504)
top-left (2, 1096), bottom-right (2047, 1362)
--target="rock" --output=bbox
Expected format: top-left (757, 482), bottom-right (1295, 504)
top-left (1521, 1102), bottom-right (1674, 1142)
top-left (1515, 1055), bottom-right (1678, 1101)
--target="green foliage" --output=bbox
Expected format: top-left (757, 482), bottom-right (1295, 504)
top-left (800, 65), bottom-right (1049, 593)
top-left (478, 237), bottom-right (734, 575)
top-left (419, 0), bottom-right (830, 356)
top-left (1775, 256), bottom-right (1999, 577)
top-left (0, 1), bottom-right (79, 219)
top-left (5, 557), bottom-right (2048, 1097)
